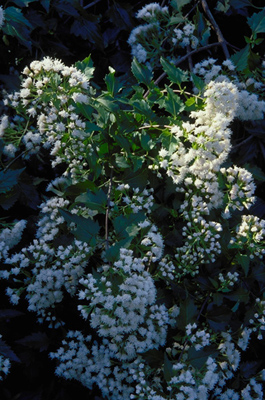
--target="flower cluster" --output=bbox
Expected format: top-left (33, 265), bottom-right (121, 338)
top-left (218, 271), bottom-right (239, 292)
top-left (0, 220), bottom-right (27, 263)
top-left (0, 335), bottom-right (10, 381)
top-left (78, 248), bottom-right (168, 361)
top-left (128, 3), bottom-right (193, 68)
top-left (172, 23), bottom-right (199, 49)
top-left (229, 215), bottom-right (265, 260)
top-left (1, 47), bottom-right (265, 400)
top-left (248, 298), bottom-right (265, 341)
top-left (1, 57), bottom-right (93, 183)
top-left (0, 5), bottom-right (5, 29)
top-left (2, 197), bottom-right (92, 325)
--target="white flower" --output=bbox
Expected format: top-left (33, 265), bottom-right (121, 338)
top-left (0, 6), bottom-right (5, 29)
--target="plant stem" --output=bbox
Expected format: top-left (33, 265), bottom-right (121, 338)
top-left (83, 0), bottom-right (101, 10)
top-left (105, 167), bottom-right (113, 251)
top-left (201, 0), bottom-right (230, 59)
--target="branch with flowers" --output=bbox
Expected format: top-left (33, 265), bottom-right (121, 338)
top-left (1, 1), bottom-right (265, 399)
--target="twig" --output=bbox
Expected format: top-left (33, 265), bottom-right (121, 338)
top-left (187, 45), bottom-right (194, 72)
top-left (143, 42), bottom-right (222, 98)
top-left (105, 167), bottom-right (113, 251)
top-left (231, 135), bottom-right (253, 150)
top-left (3, 150), bottom-right (28, 172)
top-left (201, 0), bottom-right (230, 59)
top-left (138, 124), bottom-right (171, 130)
top-left (83, 0), bottom-right (101, 10)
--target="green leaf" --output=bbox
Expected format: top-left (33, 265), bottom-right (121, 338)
top-left (163, 353), bottom-right (173, 382)
top-left (131, 58), bottom-right (153, 86)
top-left (71, 18), bottom-right (103, 48)
top-left (235, 254), bottom-right (250, 276)
top-left (230, 45), bottom-right (250, 72)
top-left (97, 96), bottom-right (119, 112)
top-left (106, 3), bottom-right (134, 30)
top-left (105, 68), bottom-right (123, 97)
top-left (160, 58), bottom-right (189, 86)
top-left (191, 73), bottom-right (205, 92)
top-left (115, 154), bottom-right (131, 169)
top-left (132, 100), bottom-right (155, 120)
top-left (113, 212), bottom-right (145, 241)
top-left (0, 338), bottom-right (21, 363)
top-left (188, 347), bottom-right (218, 369)
top-left (169, 14), bottom-right (185, 25)
top-left (41, 0), bottom-right (50, 12)
top-left (123, 168), bottom-right (148, 190)
top-left (140, 132), bottom-right (154, 151)
top-left (59, 209), bottom-right (100, 245)
top-left (177, 297), bottom-right (198, 330)
top-left (75, 56), bottom-right (94, 79)
top-left (230, 0), bottom-right (253, 9)
top-left (0, 168), bottom-right (25, 194)
top-left (10, 0), bottom-right (38, 6)
top-left (223, 287), bottom-right (249, 303)
top-left (16, 332), bottom-right (50, 352)
top-left (76, 189), bottom-right (107, 213)
top-left (247, 8), bottom-right (265, 34)
top-left (105, 237), bottom-right (133, 262)
top-left (171, 0), bottom-right (192, 12)
top-left (4, 7), bottom-right (33, 28)
top-left (163, 86), bottom-right (185, 118)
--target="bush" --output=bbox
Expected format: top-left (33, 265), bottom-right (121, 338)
top-left (1, 1), bottom-right (265, 399)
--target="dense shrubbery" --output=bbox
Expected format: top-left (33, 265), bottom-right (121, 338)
top-left (1, 1), bottom-right (265, 399)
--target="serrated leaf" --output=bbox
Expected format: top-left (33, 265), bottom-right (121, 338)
top-left (59, 209), bottom-right (100, 245)
top-left (132, 99), bottom-right (155, 120)
top-left (0, 168), bottom-right (25, 194)
top-left (131, 58), bottom-right (153, 86)
top-left (0, 339), bottom-right (21, 362)
top-left (16, 332), bottom-right (50, 352)
top-left (71, 18), bottom-right (103, 48)
top-left (171, 0), bottom-right (192, 12)
top-left (231, 45), bottom-right (250, 72)
top-left (76, 189), bottom-right (107, 213)
top-left (97, 96), bottom-right (119, 112)
top-left (106, 4), bottom-right (134, 30)
top-left (247, 8), bottom-right (265, 34)
top-left (164, 86), bottom-right (185, 118)
top-left (191, 73), bottom-right (205, 92)
top-left (75, 56), bottom-right (94, 80)
top-left (113, 212), bottom-right (145, 241)
top-left (188, 347), bottom-right (218, 369)
top-left (4, 7), bottom-right (33, 28)
top-left (105, 237), bottom-right (133, 262)
top-left (105, 69), bottom-right (123, 97)
top-left (115, 154), bottom-right (131, 168)
top-left (160, 58), bottom-right (188, 85)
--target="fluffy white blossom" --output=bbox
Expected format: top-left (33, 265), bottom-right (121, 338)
top-left (0, 6), bottom-right (5, 29)
top-left (0, 335), bottom-right (11, 381)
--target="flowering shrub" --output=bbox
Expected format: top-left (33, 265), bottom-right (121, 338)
top-left (1, 1), bottom-right (265, 399)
